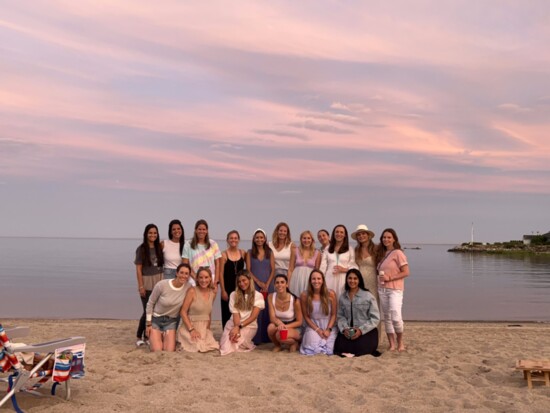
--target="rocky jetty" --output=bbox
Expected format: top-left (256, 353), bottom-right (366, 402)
top-left (448, 242), bottom-right (550, 254)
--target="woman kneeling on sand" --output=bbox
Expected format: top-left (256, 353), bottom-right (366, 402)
top-left (220, 270), bottom-right (265, 355)
top-left (177, 267), bottom-right (219, 352)
top-left (300, 269), bottom-right (338, 355)
top-left (333, 269), bottom-right (381, 357)
top-left (145, 263), bottom-right (192, 352)
top-left (267, 274), bottom-right (303, 352)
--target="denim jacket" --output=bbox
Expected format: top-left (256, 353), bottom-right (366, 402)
top-left (337, 289), bottom-right (380, 335)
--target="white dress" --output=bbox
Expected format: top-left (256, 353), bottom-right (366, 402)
top-left (219, 291), bottom-right (265, 356)
top-left (289, 248), bottom-right (319, 297)
top-left (300, 300), bottom-right (337, 355)
top-left (269, 241), bottom-right (292, 275)
top-left (320, 249), bottom-right (357, 299)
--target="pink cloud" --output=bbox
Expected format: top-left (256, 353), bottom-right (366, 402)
top-left (1, 1), bottom-right (550, 197)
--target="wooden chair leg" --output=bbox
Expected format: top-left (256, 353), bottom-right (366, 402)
top-left (526, 371), bottom-right (533, 389)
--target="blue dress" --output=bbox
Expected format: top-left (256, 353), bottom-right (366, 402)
top-left (249, 250), bottom-right (273, 344)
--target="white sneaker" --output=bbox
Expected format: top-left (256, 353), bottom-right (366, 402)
top-left (136, 339), bottom-right (146, 347)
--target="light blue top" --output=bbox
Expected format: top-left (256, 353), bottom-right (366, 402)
top-left (337, 289), bottom-right (380, 335)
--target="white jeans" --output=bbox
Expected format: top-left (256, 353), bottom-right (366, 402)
top-left (378, 288), bottom-right (404, 334)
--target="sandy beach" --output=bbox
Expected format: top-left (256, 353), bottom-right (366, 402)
top-left (1, 319), bottom-right (549, 412)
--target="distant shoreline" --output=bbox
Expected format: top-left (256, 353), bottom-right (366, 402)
top-left (448, 244), bottom-right (550, 254)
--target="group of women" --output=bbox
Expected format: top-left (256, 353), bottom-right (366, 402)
top-left (134, 220), bottom-right (410, 357)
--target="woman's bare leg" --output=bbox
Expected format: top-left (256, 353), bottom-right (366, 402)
top-left (387, 332), bottom-right (396, 351)
top-left (396, 332), bottom-right (405, 352)
top-left (163, 330), bottom-right (177, 352)
top-left (149, 329), bottom-right (164, 352)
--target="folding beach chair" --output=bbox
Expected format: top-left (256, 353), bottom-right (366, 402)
top-left (0, 324), bottom-right (86, 413)
top-left (0, 327), bottom-right (30, 342)
top-left (0, 326), bottom-right (30, 379)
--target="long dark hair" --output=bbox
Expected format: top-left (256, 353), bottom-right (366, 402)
top-left (168, 219), bottom-right (185, 255)
top-left (344, 268), bottom-right (367, 292)
top-left (328, 224), bottom-right (350, 254)
top-left (251, 230), bottom-right (272, 259)
top-left (274, 273), bottom-right (295, 297)
top-left (139, 223), bottom-right (164, 268)
top-left (190, 219), bottom-right (211, 250)
top-left (375, 228), bottom-right (402, 266)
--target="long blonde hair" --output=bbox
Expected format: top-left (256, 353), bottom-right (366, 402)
top-left (233, 270), bottom-right (256, 311)
top-left (355, 233), bottom-right (376, 261)
top-left (196, 266), bottom-right (214, 289)
top-left (272, 222), bottom-right (292, 249)
top-left (299, 230), bottom-right (316, 257)
top-left (306, 269), bottom-right (330, 316)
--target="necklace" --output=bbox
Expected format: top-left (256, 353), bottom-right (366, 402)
top-left (227, 249), bottom-right (241, 274)
top-left (275, 293), bottom-right (290, 311)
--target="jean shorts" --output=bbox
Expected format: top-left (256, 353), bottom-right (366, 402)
top-left (151, 316), bottom-right (178, 332)
top-left (163, 268), bottom-right (177, 279)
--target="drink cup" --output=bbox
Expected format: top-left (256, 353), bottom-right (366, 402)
top-left (379, 270), bottom-right (385, 286)
top-left (348, 328), bottom-right (356, 338)
top-left (261, 291), bottom-right (268, 300)
top-left (279, 329), bottom-right (288, 340)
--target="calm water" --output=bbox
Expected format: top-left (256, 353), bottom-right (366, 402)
top-left (1, 238), bottom-right (549, 321)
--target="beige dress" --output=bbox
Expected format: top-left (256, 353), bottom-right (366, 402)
top-left (357, 255), bottom-right (384, 347)
top-left (177, 288), bottom-right (219, 352)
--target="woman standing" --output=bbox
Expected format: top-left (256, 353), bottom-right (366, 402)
top-left (162, 219), bottom-right (185, 279)
top-left (333, 269), bottom-right (381, 357)
top-left (269, 222), bottom-right (295, 276)
top-left (300, 269), bottom-right (338, 355)
top-left (376, 228), bottom-right (410, 352)
top-left (288, 230), bottom-right (322, 297)
top-left (246, 229), bottom-right (275, 344)
top-left (351, 224), bottom-right (384, 346)
top-left (220, 270), bottom-right (265, 355)
top-left (182, 219), bottom-right (222, 286)
top-left (267, 274), bottom-right (303, 352)
top-left (317, 229), bottom-right (330, 254)
top-left (177, 267), bottom-right (219, 353)
top-left (320, 225), bottom-right (357, 299)
top-left (220, 230), bottom-right (246, 329)
top-left (134, 223), bottom-right (164, 347)
top-left (145, 263), bottom-right (192, 352)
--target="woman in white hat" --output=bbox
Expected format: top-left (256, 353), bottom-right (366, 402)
top-left (351, 224), bottom-right (384, 347)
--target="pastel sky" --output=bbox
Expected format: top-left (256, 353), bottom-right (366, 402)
top-left (1, 1), bottom-right (549, 243)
